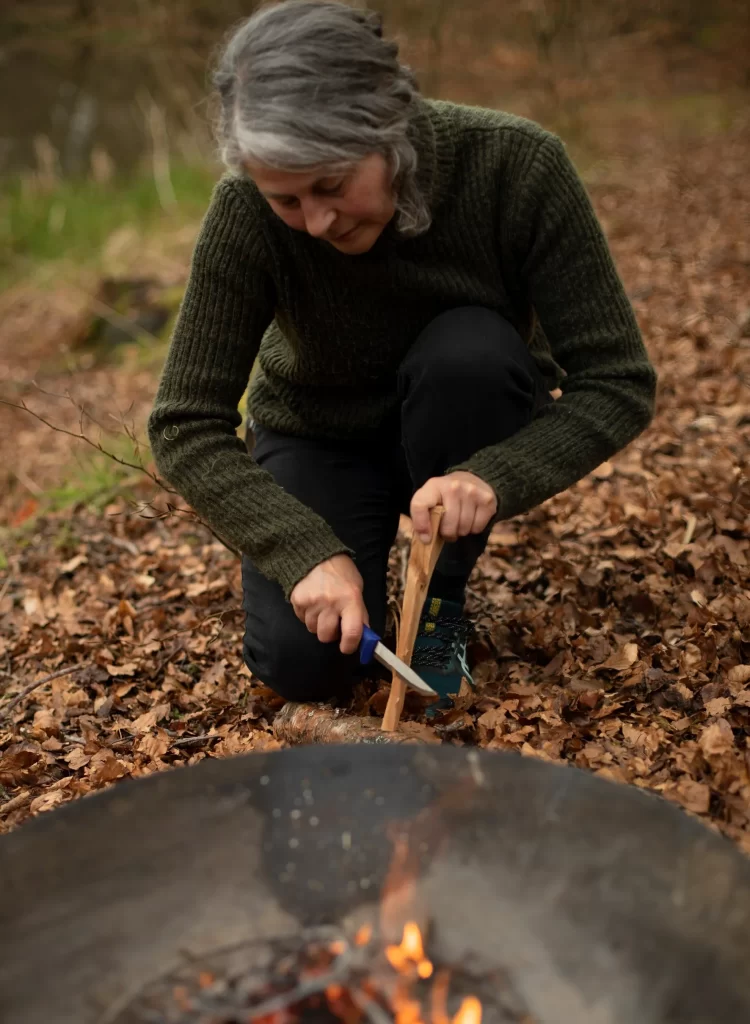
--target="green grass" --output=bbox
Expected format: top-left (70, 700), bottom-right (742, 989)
top-left (0, 162), bottom-right (216, 287)
top-left (43, 454), bottom-right (144, 514)
top-left (0, 455), bottom-right (147, 567)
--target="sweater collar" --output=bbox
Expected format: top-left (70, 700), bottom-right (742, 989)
top-left (405, 98), bottom-right (456, 220)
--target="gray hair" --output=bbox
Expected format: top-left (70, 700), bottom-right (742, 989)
top-left (212, 0), bottom-right (430, 237)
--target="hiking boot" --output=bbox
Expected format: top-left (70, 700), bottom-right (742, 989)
top-left (411, 597), bottom-right (475, 715)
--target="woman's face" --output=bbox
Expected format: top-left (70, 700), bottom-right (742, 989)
top-left (246, 153), bottom-right (395, 254)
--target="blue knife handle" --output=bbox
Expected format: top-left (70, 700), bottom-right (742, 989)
top-left (359, 624), bottom-right (380, 665)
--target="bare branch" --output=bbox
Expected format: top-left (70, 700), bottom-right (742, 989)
top-left (1, 390), bottom-right (241, 558)
top-left (0, 394), bottom-right (170, 488)
top-left (0, 662), bottom-right (91, 724)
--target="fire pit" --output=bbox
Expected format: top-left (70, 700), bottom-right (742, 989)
top-left (2, 746), bottom-right (750, 1023)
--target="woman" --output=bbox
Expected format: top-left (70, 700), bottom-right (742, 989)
top-left (148, 0), bottom-right (656, 708)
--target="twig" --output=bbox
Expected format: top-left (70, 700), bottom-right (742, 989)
top-left (682, 514), bottom-right (698, 546)
top-left (13, 467), bottom-right (44, 497)
top-left (107, 535), bottom-right (139, 557)
top-left (0, 394), bottom-right (169, 488)
top-left (0, 663), bottom-right (90, 723)
top-left (0, 392), bottom-right (240, 557)
top-left (241, 956), bottom-right (357, 1019)
top-left (0, 575), bottom-right (13, 606)
top-left (151, 640), bottom-right (185, 677)
top-left (350, 988), bottom-right (395, 1024)
top-left (171, 733), bottom-right (219, 748)
top-left (110, 736), bottom-right (135, 750)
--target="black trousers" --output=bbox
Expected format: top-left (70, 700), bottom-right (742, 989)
top-left (242, 307), bottom-right (551, 702)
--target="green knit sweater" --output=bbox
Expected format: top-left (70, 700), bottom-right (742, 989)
top-left (148, 99), bottom-right (656, 598)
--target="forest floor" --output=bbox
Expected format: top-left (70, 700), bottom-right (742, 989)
top-left (0, 91), bottom-right (749, 848)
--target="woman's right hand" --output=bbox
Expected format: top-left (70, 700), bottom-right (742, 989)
top-left (290, 554), bottom-right (368, 654)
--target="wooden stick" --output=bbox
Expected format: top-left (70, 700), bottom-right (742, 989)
top-left (381, 506), bottom-right (445, 732)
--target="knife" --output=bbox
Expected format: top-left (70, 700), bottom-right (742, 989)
top-left (359, 625), bottom-right (437, 698)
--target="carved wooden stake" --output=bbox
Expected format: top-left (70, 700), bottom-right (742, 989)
top-left (381, 505), bottom-right (445, 732)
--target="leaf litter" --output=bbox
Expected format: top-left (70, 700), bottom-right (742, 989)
top-left (0, 111), bottom-right (749, 856)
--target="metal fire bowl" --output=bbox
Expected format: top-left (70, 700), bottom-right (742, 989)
top-left (3, 745), bottom-right (750, 1023)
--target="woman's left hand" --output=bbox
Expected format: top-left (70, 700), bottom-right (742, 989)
top-left (410, 471), bottom-right (498, 544)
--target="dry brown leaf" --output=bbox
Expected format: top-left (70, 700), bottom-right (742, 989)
top-left (476, 707), bottom-right (507, 742)
top-left (106, 662), bottom-right (139, 677)
top-left (88, 750), bottom-right (131, 786)
top-left (137, 729), bottom-right (171, 759)
top-left (728, 666), bottom-right (750, 686)
top-left (398, 721), bottom-right (442, 744)
top-left (65, 747), bottom-right (91, 770)
top-left (704, 696), bottom-right (732, 717)
top-left (129, 702), bottom-right (170, 735)
top-left (699, 719), bottom-right (735, 758)
top-left (0, 742), bottom-right (42, 787)
top-left (674, 778), bottom-right (711, 815)
top-left (598, 643), bottom-right (639, 672)
top-left (59, 554), bottom-right (88, 574)
top-left (29, 790), bottom-right (64, 815)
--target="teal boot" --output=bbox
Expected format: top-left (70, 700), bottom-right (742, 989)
top-left (412, 597), bottom-right (475, 715)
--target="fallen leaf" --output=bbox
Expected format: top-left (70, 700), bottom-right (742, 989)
top-left (0, 742), bottom-right (42, 787)
top-left (137, 729), bottom-right (171, 759)
top-left (129, 702), bottom-right (170, 735)
top-left (59, 554), bottom-right (88, 575)
top-left (398, 721), bottom-right (442, 744)
top-left (106, 662), bottom-right (139, 677)
top-left (704, 696), bottom-right (732, 717)
top-left (699, 719), bottom-right (735, 758)
top-left (29, 790), bottom-right (64, 815)
top-left (597, 644), bottom-right (639, 671)
top-left (674, 778), bottom-right (711, 815)
top-left (88, 751), bottom-right (131, 786)
top-left (65, 747), bottom-right (91, 770)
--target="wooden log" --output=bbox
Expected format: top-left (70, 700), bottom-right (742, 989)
top-left (274, 702), bottom-right (427, 746)
top-left (381, 506), bottom-right (445, 733)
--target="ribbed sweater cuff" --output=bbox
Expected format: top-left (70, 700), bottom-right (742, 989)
top-left (448, 451), bottom-right (534, 524)
top-left (255, 526), bottom-right (355, 601)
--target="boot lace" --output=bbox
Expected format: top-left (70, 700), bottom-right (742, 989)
top-left (412, 615), bottom-right (474, 671)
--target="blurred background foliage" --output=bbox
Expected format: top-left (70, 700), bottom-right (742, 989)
top-left (2, 0), bottom-right (748, 172)
top-left (1, 0), bottom-right (748, 284)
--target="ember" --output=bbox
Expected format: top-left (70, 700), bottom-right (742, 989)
top-left (115, 923), bottom-right (530, 1024)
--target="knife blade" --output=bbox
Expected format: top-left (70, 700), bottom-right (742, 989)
top-left (359, 625), bottom-right (436, 698)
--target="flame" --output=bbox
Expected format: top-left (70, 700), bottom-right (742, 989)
top-left (385, 922), bottom-right (434, 980)
top-left (430, 968), bottom-right (450, 1024)
top-left (355, 924), bottom-right (373, 947)
top-left (395, 996), bottom-right (423, 1024)
top-left (452, 996), bottom-right (482, 1024)
top-left (383, 924), bottom-right (482, 1024)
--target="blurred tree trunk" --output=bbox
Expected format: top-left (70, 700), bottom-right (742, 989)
top-left (61, 0), bottom-right (96, 176)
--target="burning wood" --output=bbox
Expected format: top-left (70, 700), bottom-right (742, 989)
top-left (116, 921), bottom-right (519, 1024)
